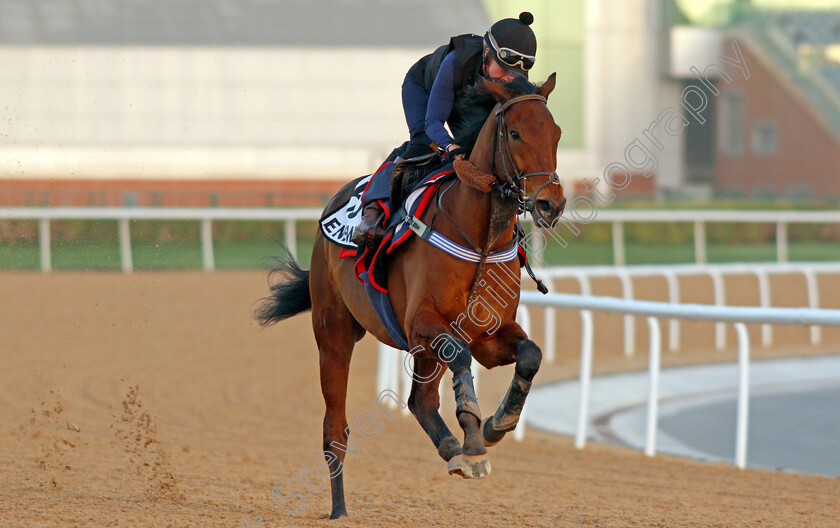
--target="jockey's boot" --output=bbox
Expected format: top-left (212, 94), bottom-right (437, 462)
top-left (350, 201), bottom-right (385, 247)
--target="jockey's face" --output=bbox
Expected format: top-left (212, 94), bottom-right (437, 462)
top-left (483, 54), bottom-right (515, 82)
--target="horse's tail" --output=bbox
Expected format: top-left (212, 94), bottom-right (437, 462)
top-left (254, 244), bottom-right (311, 326)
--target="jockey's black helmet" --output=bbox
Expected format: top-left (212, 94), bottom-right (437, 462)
top-left (484, 12), bottom-right (537, 76)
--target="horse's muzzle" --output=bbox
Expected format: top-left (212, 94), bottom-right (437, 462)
top-left (535, 196), bottom-right (565, 227)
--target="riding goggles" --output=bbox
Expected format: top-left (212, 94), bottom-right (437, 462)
top-left (486, 30), bottom-right (535, 71)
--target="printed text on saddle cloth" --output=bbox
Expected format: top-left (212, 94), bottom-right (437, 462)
top-left (320, 175), bottom-right (372, 248)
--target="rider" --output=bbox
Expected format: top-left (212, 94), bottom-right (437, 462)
top-left (351, 12), bottom-right (538, 246)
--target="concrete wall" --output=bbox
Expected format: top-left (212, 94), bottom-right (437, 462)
top-left (0, 1), bottom-right (698, 193)
top-left (0, 46), bottom-right (424, 179)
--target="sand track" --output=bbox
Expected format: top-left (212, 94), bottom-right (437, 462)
top-left (1, 271), bottom-right (838, 527)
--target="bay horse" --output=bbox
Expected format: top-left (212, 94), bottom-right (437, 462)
top-left (256, 74), bottom-right (565, 519)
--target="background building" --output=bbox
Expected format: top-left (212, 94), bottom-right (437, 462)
top-left (1, 0), bottom-right (839, 205)
top-left (0, 0), bottom-right (488, 204)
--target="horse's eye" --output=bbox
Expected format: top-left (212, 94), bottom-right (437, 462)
top-left (510, 130), bottom-right (521, 140)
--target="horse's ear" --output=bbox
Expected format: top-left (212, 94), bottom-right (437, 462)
top-left (537, 73), bottom-right (557, 100)
top-left (482, 77), bottom-right (515, 103)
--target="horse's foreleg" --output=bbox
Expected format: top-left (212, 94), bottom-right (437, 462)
top-left (480, 332), bottom-right (542, 447)
top-left (406, 356), bottom-right (462, 462)
top-left (410, 303), bottom-right (489, 479)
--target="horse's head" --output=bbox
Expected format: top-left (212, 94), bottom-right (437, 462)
top-left (481, 73), bottom-right (566, 227)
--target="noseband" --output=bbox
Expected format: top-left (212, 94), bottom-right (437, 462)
top-left (492, 94), bottom-right (561, 215)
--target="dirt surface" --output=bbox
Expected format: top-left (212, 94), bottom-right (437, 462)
top-left (1, 271), bottom-right (839, 527)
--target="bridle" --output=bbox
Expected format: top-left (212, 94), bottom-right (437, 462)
top-left (491, 93), bottom-right (561, 216)
top-left (423, 91), bottom-right (560, 299)
top-left (436, 91), bottom-right (562, 251)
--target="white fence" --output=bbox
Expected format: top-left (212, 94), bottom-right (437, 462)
top-left (580, 209), bottom-right (840, 266)
top-left (518, 291), bottom-right (840, 469)
top-left (536, 262), bottom-right (840, 359)
top-left (3, 207), bottom-right (840, 271)
top-left (0, 206), bottom-right (321, 272)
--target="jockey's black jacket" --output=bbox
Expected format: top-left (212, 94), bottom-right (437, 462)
top-left (409, 34), bottom-right (485, 142)
top-left (412, 34), bottom-right (484, 95)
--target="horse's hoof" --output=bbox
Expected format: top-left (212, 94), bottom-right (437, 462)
top-left (481, 417), bottom-right (505, 447)
top-left (329, 509), bottom-right (348, 519)
top-left (447, 453), bottom-right (491, 479)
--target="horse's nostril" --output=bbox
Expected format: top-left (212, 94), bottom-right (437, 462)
top-left (537, 200), bottom-right (554, 216)
top-left (559, 197), bottom-right (567, 215)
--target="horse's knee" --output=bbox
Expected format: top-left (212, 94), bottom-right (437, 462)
top-left (515, 340), bottom-right (542, 381)
top-left (322, 413), bottom-right (348, 444)
top-left (407, 390), bottom-right (424, 418)
top-left (407, 393), bottom-right (418, 417)
top-left (431, 333), bottom-right (472, 373)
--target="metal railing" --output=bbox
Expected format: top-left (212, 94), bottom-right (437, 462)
top-left (568, 209), bottom-right (840, 266)
top-left (536, 262), bottom-right (840, 360)
top-left (518, 291), bottom-right (840, 468)
top-left (0, 206), bottom-right (321, 272)
top-left (3, 207), bottom-right (840, 271)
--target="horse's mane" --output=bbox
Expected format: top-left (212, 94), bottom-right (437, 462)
top-left (452, 74), bottom-right (539, 157)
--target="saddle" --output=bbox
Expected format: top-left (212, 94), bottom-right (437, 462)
top-left (389, 152), bottom-right (447, 209)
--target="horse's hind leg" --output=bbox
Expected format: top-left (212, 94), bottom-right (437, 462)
top-left (407, 356), bottom-right (462, 462)
top-left (410, 302), bottom-right (489, 479)
top-left (311, 276), bottom-right (364, 518)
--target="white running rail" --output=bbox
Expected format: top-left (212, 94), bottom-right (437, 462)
top-left (0, 206), bottom-right (322, 272)
top-left (517, 291), bottom-right (840, 469)
top-left (536, 262), bottom-right (840, 357)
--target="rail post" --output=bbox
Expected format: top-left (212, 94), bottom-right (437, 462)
top-left (285, 220), bottom-right (297, 259)
top-left (39, 217), bottom-right (51, 272)
top-left (201, 218), bottom-right (215, 272)
top-left (376, 343), bottom-right (401, 409)
top-left (612, 220), bottom-right (625, 266)
top-left (118, 217), bottom-right (133, 273)
top-left (803, 267), bottom-right (822, 345)
top-left (644, 317), bottom-right (662, 457)
top-left (618, 271), bottom-right (635, 357)
top-left (709, 270), bottom-right (726, 351)
top-left (734, 323), bottom-right (750, 469)
top-left (664, 270), bottom-right (680, 352)
top-left (694, 220), bottom-right (707, 265)
top-left (573, 271), bottom-right (592, 296)
top-left (776, 221), bottom-right (788, 263)
top-left (575, 310), bottom-right (594, 449)
top-left (755, 270), bottom-right (772, 346)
